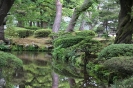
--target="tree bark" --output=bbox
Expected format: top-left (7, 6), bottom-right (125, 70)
top-left (52, 0), bottom-right (62, 88)
top-left (52, 72), bottom-right (59, 88)
top-left (52, 0), bottom-right (62, 33)
top-left (79, 12), bottom-right (86, 31)
top-left (114, 0), bottom-right (133, 44)
top-left (0, 0), bottom-right (15, 26)
top-left (68, 78), bottom-right (76, 88)
top-left (0, 25), bottom-right (4, 40)
top-left (41, 21), bottom-right (48, 28)
top-left (66, 0), bottom-right (95, 32)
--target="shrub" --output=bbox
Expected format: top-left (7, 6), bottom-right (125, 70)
top-left (98, 44), bottom-right (133, 60)
top-left (114, 76), bottom-right (133, 88)
top-left (53, 36), bottom-right (85, 48)
top-left (75, 30), bottom-right (96, 37)
top-left (16, 29), bottom-right (34, 38)
top-left (5, 26), bottom-right (18, 38)
top-left (104, 56), bottom-right (133, 74)
top-left (34, 29), bottom-right (51, 38)
top-left (25, 26), bottom-right (40, 30)
top-left (0, 51), bottom-right (23, 87)
top-left (0, 51), bottom-right (23, 68)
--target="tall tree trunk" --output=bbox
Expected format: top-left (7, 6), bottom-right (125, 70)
top-left (114, 0), bottom-right (133, 44)
top-left (79, 20), bottom-right (86, 31)
top-left (79, 12), bottom-right (86, 31)
top-left (37, 21), bottom-right (40, 27)
top-left (0, 25), bottom-right (4, 41)
top-left (52, 0), bottom-right (62, 88)
top-left (41, 21), bottom-right (48, 28)
top-left (17, 21), bottom-right (24, 27)
top-left (66, 0), bottom-right (95, 32)
top-left (52, 71), bottom-right (59, 88)
top-left (0, 0), bottom-right (14, 43)
top-left (68, 78), bottom-right (76, 88)
top-left (52, 0), bottom-right (62, 33)
top-left (0, 0), bottom-right (15, 25)
top-left (29, 21), bottom-right (32, 27)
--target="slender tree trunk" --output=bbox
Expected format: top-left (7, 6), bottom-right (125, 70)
top-left (68, 78), bottom-right (76, 88)
top-left (17, 21), bottom-right (24, 27)
top-left (0, 25), bottom-right (4, 40)
top-left (114, 0), bottom-right (133, 44)
top-left (52, 0), bottom-right (62, 88)
top-left (0, 0), bottom-right (15, 25)
top-left (41, 21), bottom-right (48, 28)
top-left (52, 0), bottom-right (62, 33)
top-left (66, 0), bottom-right (95, 32)
top-left (79, 12), bottom-right (86, 31)
top-left (79, 20), bottom-right (86, 31)
top-left (52, 72), bottom-right (59, 88)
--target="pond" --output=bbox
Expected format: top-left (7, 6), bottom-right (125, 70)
top-left (10, 51), bottom-right (101, 88)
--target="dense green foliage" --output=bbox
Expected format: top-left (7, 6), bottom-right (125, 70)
top-left (0, 51), bottom-right (23, 88)
top-left (52, 31), bottom-right (101, 80)
top-left (16, 28), bottom-right (34, 38)
top-left (54, 36), bottom-right (84, 48)
top-left (104, 56), bottom-right (133, 75)
top-left (75, 30), bottom-right (96, 37)
top-left (5, 27), bottom-right (34, 38)
top-left (98, 44), bottom-right (133, 60)
top-left (34, 29), bottom-right (51, 38)
top-left (0, 51), bottom-right (23, 68)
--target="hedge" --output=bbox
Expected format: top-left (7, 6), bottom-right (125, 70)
top-left (75, 30), bottom-right (96, 37)
top-left (53, 36), bottom-right (85, 48)
top-left (98, 44), bottom-right (133, 59)
top-left (16, 29), bottom-right (34, 38)
top-left (34, 29), bottom-right (51, 38)
top-left (104, 56), bottom-right (133, 74)
top-left (0, 51), bottom-right (23, 68)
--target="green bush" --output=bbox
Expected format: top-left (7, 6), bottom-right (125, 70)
top-left (53, 36), bottom-right (85, 48)
top-left (16, 29), bottom-right (34, 38)
top-left (0, 51), bottom-right (23, 87)
top-left (5, 26), bottom-right (18, 38)
top-left (34, 29), bottom-right (51, 38)
top-left (104, 56), bottom-right (133, 74)
top-left (0, 51), bottom-right (23, 68)
top-left (75, 30), bottom-right (96, 37)
top-left (98, 44), bottom-right (133, 60)
top-left (113, 76), bottom-right (133, 88)
top-left (25, 26), bottom-right (40, 30)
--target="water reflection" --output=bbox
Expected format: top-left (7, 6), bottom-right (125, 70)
top-left (11, 51), bottom-right (52, 88)
top-left (11, 51), bottom-right (100, 88)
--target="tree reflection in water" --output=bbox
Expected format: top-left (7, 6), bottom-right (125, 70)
top-left (11, 51), bottom-right (103, 88)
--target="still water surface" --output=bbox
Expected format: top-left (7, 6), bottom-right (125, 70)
top-left (11, 51), bottom-right (99, 88)
top-left (11, 51), bottom-right (74, 88)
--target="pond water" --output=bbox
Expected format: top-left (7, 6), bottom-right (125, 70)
top-left (10, 51), bottom-right (101, 88)
top-left (11, 52), bottom-right (74, 88)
